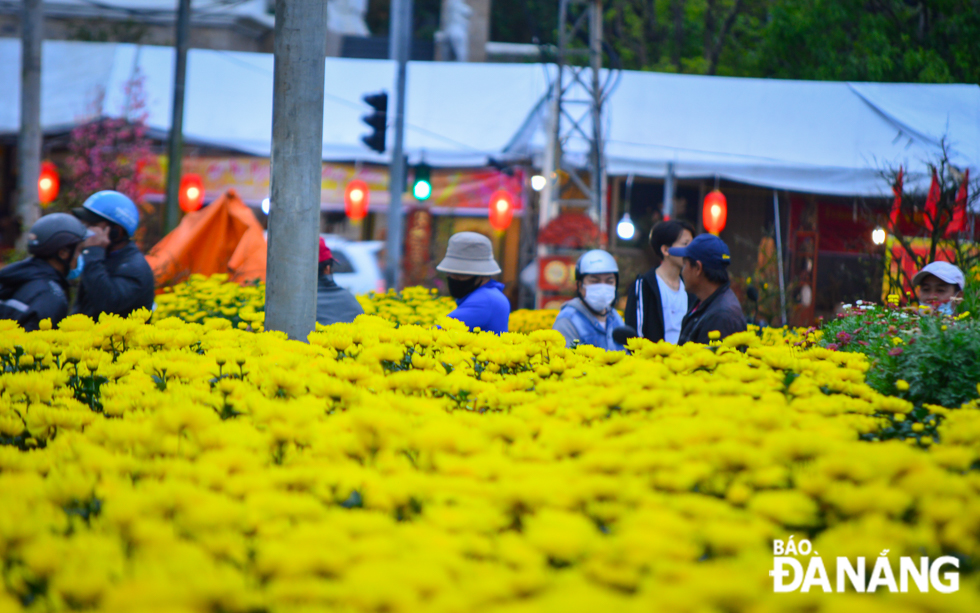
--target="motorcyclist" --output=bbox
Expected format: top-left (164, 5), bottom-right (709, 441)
top-left (71, 190), bottom-right (155, 318)
top-left (0, 213), bottom-right (88, 330)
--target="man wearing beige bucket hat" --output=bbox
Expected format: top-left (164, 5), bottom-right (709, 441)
top-left (436, 232), bottom-right (510, 334)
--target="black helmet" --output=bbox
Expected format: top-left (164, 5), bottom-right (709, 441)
top-left (26, 213), bottom-right (89, 258)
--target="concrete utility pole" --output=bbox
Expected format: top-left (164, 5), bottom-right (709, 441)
top-left (385, 0), bottom-right (413, 290)
top-left (265, 0), bottom-right (327, 340)
top-left (16, 0), bottom-right (43, 249)
top-left (164, 0), bottom-right (191, 234)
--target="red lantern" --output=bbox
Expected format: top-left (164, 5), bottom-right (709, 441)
top-left (345, 179), bottom-right (369, 222)
top-left (38, 161), bottom-right (59, 206)
top-left (702, 189), bottom-right (727, 235)
top-left (179, 173), bottom-right (205, 213)
top-left (488, 190), bottom-right (515, 231)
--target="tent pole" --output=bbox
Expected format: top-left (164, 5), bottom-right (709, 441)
top-left (773, 190), bottom-right (788, 326)
top-left (663, 163), bottom-right (675, 220)
top-left (265, 0), bottom-right (327, 340)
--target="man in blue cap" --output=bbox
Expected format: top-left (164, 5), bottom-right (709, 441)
top-left (668, 234), bottom-right (746, 344)
top-left (72, 190), bottom-right (155, 318)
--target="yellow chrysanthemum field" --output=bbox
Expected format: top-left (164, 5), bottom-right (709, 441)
top-left (2, 275), bottom-right (980, 612)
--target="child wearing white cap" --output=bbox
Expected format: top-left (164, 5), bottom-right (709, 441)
top-left (912, 261), bottom-right (966, 315)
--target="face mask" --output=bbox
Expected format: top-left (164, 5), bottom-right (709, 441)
top-left (937, 301), bottom-right (954, 316)
top-left (448, 276), bottom-right (481, 299)
top-left (583, 283), bottom-right (616, 313)
top-left (66, 254), bottom-right (84, 281)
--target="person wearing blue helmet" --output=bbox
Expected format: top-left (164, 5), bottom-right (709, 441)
top-left (71, 190), bottom-right (155, 318)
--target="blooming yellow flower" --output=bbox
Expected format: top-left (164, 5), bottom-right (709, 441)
top-left (0, 276), bottom-right (975, 612)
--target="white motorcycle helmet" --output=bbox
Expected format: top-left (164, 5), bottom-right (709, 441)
top-left (575, 249), bottom-right (619, 280)
top-left (575, 249), bottom-right (619, 313)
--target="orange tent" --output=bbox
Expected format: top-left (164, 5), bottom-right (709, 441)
top-left (146, 189), bottom-right (266, 286)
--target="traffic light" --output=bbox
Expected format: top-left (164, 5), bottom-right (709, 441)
top-left (412, 163), bottom-right (432, 201)
top-left (345, 179), bottom-right (369, 222)
top-left (360, 91), bottom-right (387, 153)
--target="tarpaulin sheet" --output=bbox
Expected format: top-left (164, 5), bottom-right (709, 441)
top-left (3, 39), bottom-right (979, 196)
top-left (146, 189), bottom-right (266, 286)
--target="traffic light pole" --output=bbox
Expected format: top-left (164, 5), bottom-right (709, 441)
top-left (265, 0), bottom-right (327, 341)
top-left (164, 0), bottom-right (190, 234)
top-left (386, 0), bottom-right (412, 291)
top-left (16, 0), bottom-right (42, 250)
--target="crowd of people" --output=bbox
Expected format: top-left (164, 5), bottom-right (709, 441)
top-left (0, 190), bottom-right (154, 331)
top-left (433, 221), bottom-right (970, 352)
top-left (1, 196), bottom-right (971, 346)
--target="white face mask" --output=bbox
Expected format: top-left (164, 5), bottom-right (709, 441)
top-left (583, 283), bottom-right (616, 313)
top-left (937, 301), bottom-right (954, 316)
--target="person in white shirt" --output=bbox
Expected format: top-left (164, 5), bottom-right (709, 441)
top-left (624, 220), bottom-right (697, 343)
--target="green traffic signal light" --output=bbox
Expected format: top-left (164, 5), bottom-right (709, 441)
top-left (412, 163), bottom-right (432, 201)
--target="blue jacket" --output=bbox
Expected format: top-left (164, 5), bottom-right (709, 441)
top-left (448, 280), bottom-right (510, 334)
top-left (553, 297), bottom-right (626, 351)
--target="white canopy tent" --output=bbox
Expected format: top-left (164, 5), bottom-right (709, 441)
top-left (598, 71), bottom-right (980, 197)
top-left (2, 39), bottom-right (978, 198)
top-left (0, 39), bottom-right (552, 168)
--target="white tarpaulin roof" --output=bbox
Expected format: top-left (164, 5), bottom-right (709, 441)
top-left (0, 39), bottom-right (551, 167)
top-left (1, 39), bottom-right (978, 197)
top-left (599, 71), bottom-right (980, 196)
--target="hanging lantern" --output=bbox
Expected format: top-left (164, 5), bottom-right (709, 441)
top-left (702, 189), bottom-right (727, 235)
top-left (179, 173), bottom-right (205, 213)
top-left (488, 190), bottom-right (515, 231)
top-left (38, 162), bottom-right (60, 206)
top-left (345, 179), bottom-right (369, 222)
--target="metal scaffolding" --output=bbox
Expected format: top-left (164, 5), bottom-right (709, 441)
top-left (539, 0), bottom-right (618, 235)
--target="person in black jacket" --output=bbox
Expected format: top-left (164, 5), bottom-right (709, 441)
top-left (668, 234), bottom-right (747, 344)
top-left (316, 238), bottom-right (364, 327)
top-left (624, 220), bottom-right (696, 344)
top-left (72, 191), bottom-right (155, 318)
top-left (0, 214), bottom-right (88, 330)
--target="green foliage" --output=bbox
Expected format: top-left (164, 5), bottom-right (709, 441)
top-left (862, 407), bottom-right (942, 448)
top-left (758, 0), bottom-right (980, 84)
top-left (821, 303), bottom-right (980, 409)
top-left (473, 0), bottom-right (980, 85)
top-left (367, 0), bottom-right (443, 40)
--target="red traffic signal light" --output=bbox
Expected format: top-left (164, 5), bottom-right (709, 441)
top-left (38, 161), bottom-right (60, 206)
top-left (345, 179), bottom-right (369, 222)
top-left (488, 190), bottom-right (515, 231)
top-left (179, 173), bottom-right (205, 213)
top-left (703, 189), bottom-right (727, 235)
top-left (361, 92), bottom-right (388, 154)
